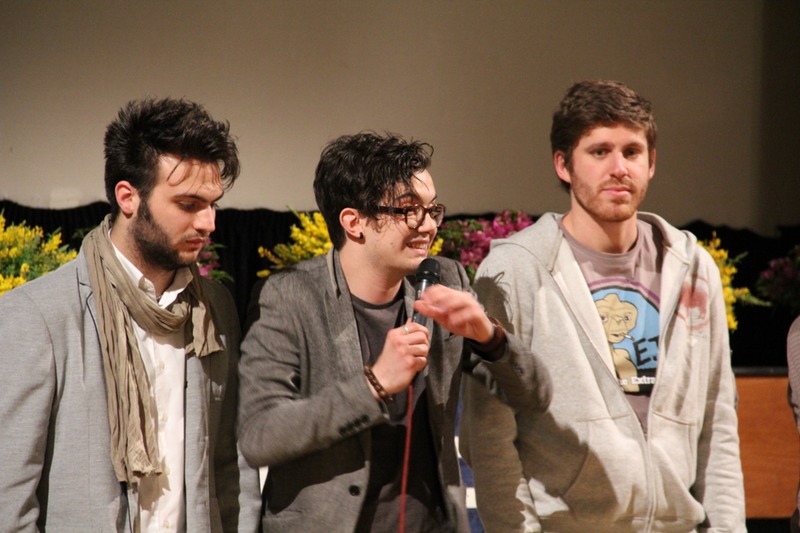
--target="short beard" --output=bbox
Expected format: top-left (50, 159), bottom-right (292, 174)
top-left (572, 178), bottom-right (647, 224)
top-left (132, 200), bottom-right (195, 271)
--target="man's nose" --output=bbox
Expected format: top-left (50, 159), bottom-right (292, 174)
top-left (609, 151), bottom-right (628, 177)
top-left (196, 206), bottom-right (216, 233)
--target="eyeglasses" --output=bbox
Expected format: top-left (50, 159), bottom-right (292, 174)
top-left (376, 203), bottom-right (446, 229)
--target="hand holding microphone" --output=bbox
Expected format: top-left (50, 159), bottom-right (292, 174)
top-left (367, 259), bottom-right (440, 399)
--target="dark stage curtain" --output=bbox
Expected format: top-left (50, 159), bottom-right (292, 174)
top-left (212, 207), bottom-right (298, 319)
top-left (0, 200), bottom-right (111, 250)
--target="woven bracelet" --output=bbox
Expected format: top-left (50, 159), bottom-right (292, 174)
top-left (364, 364), bottom-right (393, 403)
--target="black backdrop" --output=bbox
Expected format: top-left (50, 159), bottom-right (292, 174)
top-left (2, 199), bottom-right (798, 370)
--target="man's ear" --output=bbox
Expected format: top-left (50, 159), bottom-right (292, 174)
top-left (648, 148), bottom-right (657, 179)
top-left (114, 181), bottom-right (139, 217)
top-left (554, 151), bottom-right (572, 186)
top-left (339, 207), bottom-right (364, 240)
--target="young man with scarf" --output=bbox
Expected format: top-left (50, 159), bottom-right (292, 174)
top-left (237, 132), bottom-right (549, 532)
top-left (0, 98), bottom-right (261, 532)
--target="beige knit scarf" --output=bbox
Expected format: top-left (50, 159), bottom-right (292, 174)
top-left (82, 215), bottom-right (223, 485)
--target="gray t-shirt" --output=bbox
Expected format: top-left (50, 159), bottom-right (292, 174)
top-left (351, 291), bottom-right (447, 532)
top-left (561, 219), bottom-right (664, 434)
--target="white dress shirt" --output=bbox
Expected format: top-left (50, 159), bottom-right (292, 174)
top-left (115, 247), bottom-right (190, 533)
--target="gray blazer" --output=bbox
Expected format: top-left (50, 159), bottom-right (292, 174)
top-left (0, 250), bottom-right (261, 532)
top-left (238, 250), bottom-right (546, 532)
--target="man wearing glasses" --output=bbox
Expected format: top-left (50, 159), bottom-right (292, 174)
top-left (237, 132), bottom-right (548, 532)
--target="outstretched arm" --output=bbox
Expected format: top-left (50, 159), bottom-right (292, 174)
top-left (413, 284), bottom-right (496, 346)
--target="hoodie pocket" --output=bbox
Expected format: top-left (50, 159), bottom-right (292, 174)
top-left (649, 411), bottom-right (697, 488)
top-left (559, 416), bottom-right (649, 520)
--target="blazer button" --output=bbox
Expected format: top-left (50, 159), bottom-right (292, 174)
top-left (348, 485), bottom-right (361, 496)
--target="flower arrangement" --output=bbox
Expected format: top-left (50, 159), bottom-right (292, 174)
top-left (257, 210), bottom-right (443, 277)
top-left (197, 240), bottom-right (233, 283)
top-left (257, 211), bottom-right (332, 277)
top-left (0, 213), bottom-right (78, 297)
top-left (698, 232), bottom-right (766, 331)
top-left (756, 244), bottom-right (800, 318)
top-left (436, 210), bottom-right (534, 282)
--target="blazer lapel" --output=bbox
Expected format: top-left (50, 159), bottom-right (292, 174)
top-left (325, 251), bottom-right (366, 378)
top-left (325, 251), bottom-right (374, 456)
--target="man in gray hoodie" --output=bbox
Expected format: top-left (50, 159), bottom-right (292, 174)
top-left (460, 80), bottom-right (746, 532)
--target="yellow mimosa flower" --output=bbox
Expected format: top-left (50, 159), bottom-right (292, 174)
top-left (0, 218), bottom-right (77, 297)
top-left (698, 232), bottom-right (765, 331)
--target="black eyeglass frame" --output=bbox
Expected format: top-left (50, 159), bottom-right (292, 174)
top-left (375, 203), bottom-right (446, 229)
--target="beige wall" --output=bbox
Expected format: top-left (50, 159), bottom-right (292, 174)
top-left (1, 0), bottom-right (798, 235)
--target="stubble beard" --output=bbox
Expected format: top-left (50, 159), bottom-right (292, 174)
top-left (572, 178), bottom-right (647, 224)
top-left (132, 200), bottom-right (199, 272)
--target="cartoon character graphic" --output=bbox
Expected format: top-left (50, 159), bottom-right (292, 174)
top-left (596, 293), bottom-right (640, 392)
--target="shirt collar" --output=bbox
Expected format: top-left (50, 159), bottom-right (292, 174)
top-left (112, 241), bottom-right (193, 307)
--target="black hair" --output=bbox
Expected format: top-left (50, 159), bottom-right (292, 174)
top-left (103, 97), bottom-right (239, 217)
top-left (313, 131), bottom-right (433, 249)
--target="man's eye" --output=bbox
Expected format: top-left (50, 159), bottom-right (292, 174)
top-left (179, 202), bottom-right (199, 212)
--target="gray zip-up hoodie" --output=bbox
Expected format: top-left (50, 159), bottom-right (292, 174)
top-left (460, 212), bottom-right (745, 532)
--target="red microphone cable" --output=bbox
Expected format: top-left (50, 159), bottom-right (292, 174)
top-left (398, 382), bottom-right (414, 533)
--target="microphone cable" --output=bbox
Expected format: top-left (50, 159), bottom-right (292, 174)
top-left (399, 382), bottom-right (414, 533)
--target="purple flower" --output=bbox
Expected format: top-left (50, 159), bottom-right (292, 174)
top-left (196, 240), bottom-right (233, 283)
top-left (437, 210), bottom-right (534, 282)
top-left (756, 244), bottom-right (800, 315)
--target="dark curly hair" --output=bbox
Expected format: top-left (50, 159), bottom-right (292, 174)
top-left (314, 132), bottom-right (433, 249)
top-left (551, 80), bottom-right (656, 191)
top-left (103, 97), bottom-right (239, 218)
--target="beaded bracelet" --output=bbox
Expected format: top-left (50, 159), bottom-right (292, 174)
top-left (364, 364), bottom-right (393, 403)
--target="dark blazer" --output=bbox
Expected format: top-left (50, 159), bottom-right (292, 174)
top-left (237, 250), bottom-right (546, 533)
top-left (0, 250), bottom-right (262, 532)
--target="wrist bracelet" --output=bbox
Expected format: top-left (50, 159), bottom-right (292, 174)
top-left (477, 316), bottom-right (506, 353)
top-left (364, 364), bottom-right (393, 403)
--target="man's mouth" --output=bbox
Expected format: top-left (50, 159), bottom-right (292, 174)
top-left (186, 237), bottom-right (208, 250)
top-left (407, 240), bottom-right (430, 251)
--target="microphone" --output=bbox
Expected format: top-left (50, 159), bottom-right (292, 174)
top-left (411, 258), bottom-right (441, 325)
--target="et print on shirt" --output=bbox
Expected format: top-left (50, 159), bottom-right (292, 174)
top-left (592, 284), bottom-right (660, 394)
